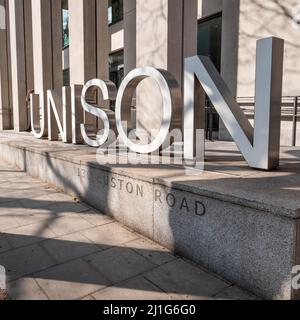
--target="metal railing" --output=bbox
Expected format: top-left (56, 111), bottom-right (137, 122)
top-left (292, 97), bottom-right (299, 146)
top-left (205, 96), bottom-right (300, 146)
top-left (205, 102), bottom-right (216, 141)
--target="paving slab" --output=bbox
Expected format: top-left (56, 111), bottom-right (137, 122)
top-left (0, 156), bottom-right (255, 300)
top-left (125, 238), bottom-right (176, 266)
top-left (78, 210), bottom-right (113, 227)
top-left (0, 244), bottom-right (55, 281)
top-left (214, 285), bottom-right (257, 300)
top-left (80, 223), bottom-right (139, 249)
top-left (144, 259), bottom-right (230, 299)
top-left (41, 232), bottom-right (100, 264)
top-left (10, 207), bottom-right (56, 227)
top-left (46, 215), bottom-right (94, 237)
top-left (0, 214), bottom-right (20, 232)
top-left (44, 201), bottom-right (91, 215)
top-left (4, 222), bottom-right (56, 248)
top-left (92, 276), bottom-right (170, 300)
top-left (84, 247), bottom-right (156, 284)
top-left (0, 233), bottom-right (12, 253)
top-left (35, 259), bottom-right (110, 300)
top-left (19, 192), bottom-right (75, 209)
top-left (7, 278), bottom-right (48, 300)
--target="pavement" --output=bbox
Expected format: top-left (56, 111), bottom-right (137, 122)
top-left (0, 160), bottom-right (256, 300)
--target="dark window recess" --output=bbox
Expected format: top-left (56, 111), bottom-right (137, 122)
top-left (63, 69), bottom-right (70, 87)
top-left (197, 14), bottom-right (222, 71)
top-left (109, 50), bottom-right (124, 109)
top-left (197, 13), bottom-right (222, 136)
top-left (108, 0), bottom-right (123, 25)
top-left (109, 50), bottom-right (124, 89)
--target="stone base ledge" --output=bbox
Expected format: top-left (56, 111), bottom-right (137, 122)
top-left (0, 131), bottom-right (300, 300)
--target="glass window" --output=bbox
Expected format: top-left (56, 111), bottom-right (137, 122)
top-left (63, 69), bottom-right (70, 87)
top-left (109, 50), bottom-right (124, 108)
top-left (62, 9), bottom-right (69, 48)
top-left (109, 50), bottom-right (124, 89)
top-left (108, 0), bottom-right (123, 25)
top-left (198, 14), bottom-right (222, 136)
top-left (62, 1), bottom-right (69, 86)
top-left (197, 14), bottom-right (222, 71)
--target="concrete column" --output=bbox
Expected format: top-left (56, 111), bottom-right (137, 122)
top-left (24, 1), bottom-right (34, 94)
top-left (123, 0), bottom-right (136, 130)
top-left (5, 0), bottom-right (13, 128)
top-left (136, 0), bottom-right (198, 134)
top-left (96, 0), bottom-right (111, 127)
top-left (184, 0), bottom-right (205, 149)
top-left (31, 0), bottom-right (63, 138)
top-left (124, 0), bottom-right (136, 75)
top-left (0, 0), bottom-right (11, 129)
top-left (69, 0), bottom-right (97, 85)
top-left (219, 0), bottom-right (240, 140)
top-left (51, 0), bottom-right (63, 90)
top-left (32, 0), bottom-right (62, 94)
top-left (96, 0), bottom-right (109, 80)
top-left (8, 0), bottom-right (33, 131)
top-left (69, 0), bottom-right (97, 128)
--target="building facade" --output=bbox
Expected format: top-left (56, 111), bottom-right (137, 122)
top-left (0, 0), bottom-right (299, 145)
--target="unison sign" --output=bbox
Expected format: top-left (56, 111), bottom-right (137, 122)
top-left (30, 37), bottom-right (284, 171)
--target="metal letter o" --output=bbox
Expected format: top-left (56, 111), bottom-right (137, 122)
top-left (115, 67), bottom-right (180, 154)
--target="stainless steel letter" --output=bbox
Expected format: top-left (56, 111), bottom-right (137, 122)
top-left (47, 88), bottom-right (72, 143)
top-left (81, 79), bottom-right (117, 147)
top-left (184, 37), bottom-right (284, 170)
top-left (115, 67), bottom-right (181, 154)
top-left (30, 92), bottom-right (48, 139)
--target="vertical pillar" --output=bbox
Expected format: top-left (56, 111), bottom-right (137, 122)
top-left (183, 0), bottom-right (205, 152)
top-left (69, 0), bottom-right (97, 85)
top-left (123, 0), bottom-right (136, 130)
top-left (96, 0), bottom-right (109, 81)
top-left (24, 0), bottom-right (34, 95)
top-left (0, 0), bottom-right (11, 129)
top-left (31, 0), bottom-right (63, 138)
top-left (135, 0), bottom-right (198, 134)
top-left (51, 0), bottom-right (64, 90)
top-left (5, 0), bottom-right (13, 128)
top-left (96, 0), bottom-right (110, 116)
top-left (219, 0), bottom-right (240, 140)
top-left (32, 0), bottom-right (62, 95)
top-left (124, 0), bottom-right (136, 75)
top-left (69, 0), bottom-right (97, 129)
top-left (8, 0), bottom-right (33, 131)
